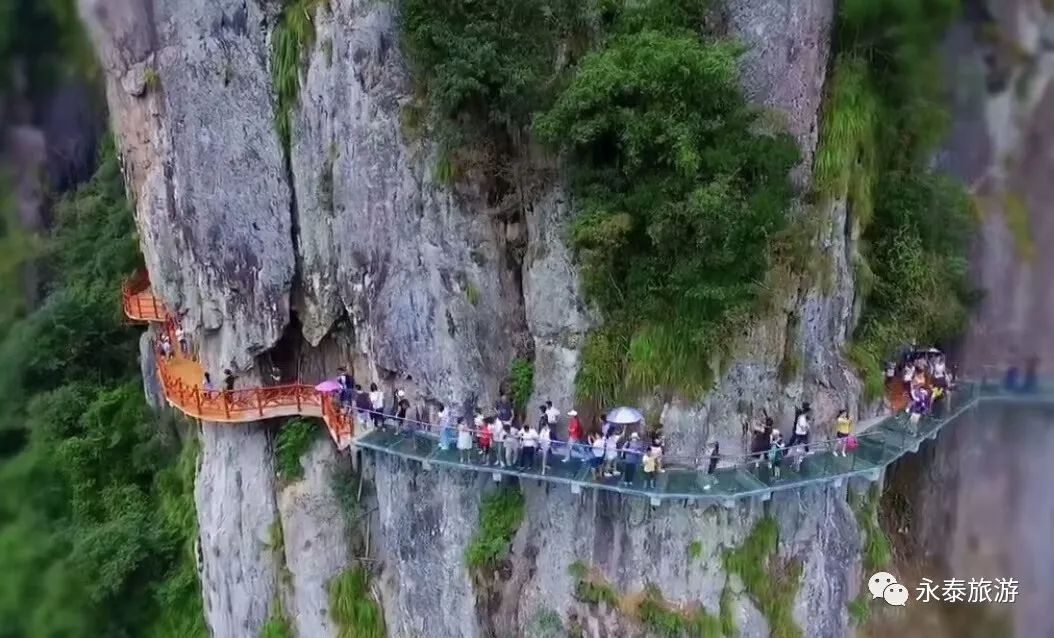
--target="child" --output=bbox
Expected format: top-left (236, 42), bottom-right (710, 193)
top-left (768, 431), bottom-right (785, 479)
top-left (642, 448), bottom-right (657, 489)
top-left (504, 422), bottom-right (521, 468)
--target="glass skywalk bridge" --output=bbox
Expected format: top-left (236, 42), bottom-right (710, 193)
top-left (354, 379), bottom-right (1054, 505)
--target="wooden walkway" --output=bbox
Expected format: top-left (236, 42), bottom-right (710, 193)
top-left (122, 273), bottom-right (353, 448)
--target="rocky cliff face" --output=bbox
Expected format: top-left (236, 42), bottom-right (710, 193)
top-left (80, 0), bottom-right (871, 636)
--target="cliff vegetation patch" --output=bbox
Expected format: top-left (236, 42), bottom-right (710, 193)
top-left (329, 566), bottom-right (386, 638)
top-left (271, 0), bottom-right (325, 154)
top-left (273, 416), bottom-right (319, 481)
top-left (816, 0), bottom-right (977, 396)
top-left (722, 516), bottom-right (802, 638)
top-left (465, 485), bottom-right (525, 570)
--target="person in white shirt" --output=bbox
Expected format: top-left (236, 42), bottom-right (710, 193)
top-left (590, 434), bottom-right (605, 480)
top-left (490, 418), bottom-right (506, 467)
top-left (504, 423), bottom-right (521, 468)
top-left (520, 424), bottom-right (539, 469)
top-left (603, 432), bottom-right (622, 478)
top-left (545, 400), bottom-right (560, 428)
top-left (538, 423), bottom-right (552, 474)
top-left (369, 383), bottom-right (385, 430)
top-left (790, 402), bottom-right (811, 470)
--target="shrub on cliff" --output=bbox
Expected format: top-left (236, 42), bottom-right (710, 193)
top-left (535, 29), bottom-right (798, 401)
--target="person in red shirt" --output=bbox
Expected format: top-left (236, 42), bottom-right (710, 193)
top-left (478, 415), bottom-right (493, 462)
top-left (564, 409), bottom-right (582, 463)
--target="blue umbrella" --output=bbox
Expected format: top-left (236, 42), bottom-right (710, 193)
top-left (606, 406), bottom-right (644, 425)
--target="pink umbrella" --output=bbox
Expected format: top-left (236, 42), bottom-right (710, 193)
top-left (315, 379), bottom-right (342, 392)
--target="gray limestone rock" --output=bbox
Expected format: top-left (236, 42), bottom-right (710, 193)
top-left (290, 0), bottom-right (527, 408)
top-left (195, 422), bottom-right (280, 637)
top-left (277, 436), bottom-right (353, 638)
top-left (79, 0), bottom-right (295, 371)
top-left (370, 455), bottom-right (486, 638)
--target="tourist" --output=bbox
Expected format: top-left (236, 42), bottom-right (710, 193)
top-left (768, 430), bottom-right (785, 479)
top-left (750, 416), bottom-right (773, 466)
top-left (337, 367), bottom-right (353, 408)
top-left (521, 423), bottom-right (538, 469)
top-left (354, 385), bottom-right (372, 430)
top-left (437, 404), bottom-right (452, 450)
top-left (650, 433), bottom-right (666, 473)
top-left (564, 409), bottom-right (582, 463)
top-left (457, 417), bottom-right (473, 463)
top-left (496, 392), bottom-right (514, 425)
top-left (642, 447), bottom-right (657, 489)
top-left (176, 325), bottom-right (189, 356)
top-left (908, 385), bottom-right (929, 431)
top-left (603, 430), bottom-right (621, 478)
top-left (703, 441), bottom-right (720, 490)
top-left (369, 383), bottom-right (385, 429)
top-left (590, 434), bottom-right (605, 480)
top-left (789, 402), bottom-right (811, 452)
top-left (490, 416), bottom-right (506, 467)
top-left (600, 413), bottom-right (610, 437)
top-left (835, 409), bottom-right (852, 457)
top-left (623, 432), bottom-right (644, 486)
top-left (202, 372), bottom-right (214, 393)
top-left (160, 334), bottom-right (172, 359)
top-left (536, 404), bottom-right (548, 430)
top-left (478, 416), bottom-right (493, 461)
top-left (223, 369), bottom-right (237, 392)
top-left (504, 422), bottom-right (521, 468)
top-left (538, 420), bottom-right (552, 473)
top-left (394, 390), bottom-right (410, 432)
top-left (545, 400), bottom-right (560, 429)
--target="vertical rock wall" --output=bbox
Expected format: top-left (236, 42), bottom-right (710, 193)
top-left (195, 421), bottom-right (280, 636)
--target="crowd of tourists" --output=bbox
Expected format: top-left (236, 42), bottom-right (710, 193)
top-left (884, 346), bottom-right (954, 429)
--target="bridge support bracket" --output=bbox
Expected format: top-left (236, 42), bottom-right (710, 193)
top-left (422, 461), bottom-right (432, 472)
top-left (649, 496), bottom-right (661, 507)
top-left (865, 468), bottom-right (881, 482)
top-left (760, 491), bottom-right (772, 502)
top-left (926, 430), bottom-right (938, 441)
top-left (571, 483), bottom-right (582, 495)
top-left (909, 441), bottom-right (921, 454)
top-left (721, 498), bottom-right (735, 510)
top-left (491, 472), bottom-right (501, 482)
top-left (832, 478), bottom-right (844, 489)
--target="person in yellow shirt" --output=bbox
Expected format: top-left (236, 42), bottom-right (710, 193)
top-left (835, 409), bottom-right (852, 457)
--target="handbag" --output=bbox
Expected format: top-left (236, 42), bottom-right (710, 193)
top-left (846, 435), bottom-right (858, 451)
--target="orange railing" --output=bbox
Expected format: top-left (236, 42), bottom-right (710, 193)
top-left (122, 270), bottom-right (353, 447)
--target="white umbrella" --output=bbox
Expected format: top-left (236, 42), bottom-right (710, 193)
top-left (606, 406), bottom-right (644, 425)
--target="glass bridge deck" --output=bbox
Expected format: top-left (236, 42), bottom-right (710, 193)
top-left (353, 380), bottom-right (1054, 504)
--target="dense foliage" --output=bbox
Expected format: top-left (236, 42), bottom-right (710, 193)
top-left (0, 142), bottom-right (206, 638)
top-left (400, 1), bottom-right (798, 402)
top-left (329, 567), bottom-right (386, 638)
top-left (815, 0), bottom-right (976, 395)
top-left (536, 20), bottom-right (798, 402)
top-left (465, 486), bottom-right (524, 569)
top-left (273, 417), bottom-right (320, 481)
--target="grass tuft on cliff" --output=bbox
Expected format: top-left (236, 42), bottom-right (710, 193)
top-left (817, 0), bottom-right (977, 386)
top-left (465, 486), bottom-right (525, 570)
top-left (271, 0), bottom-right (322, 153)
top-left (723, 517), bottom-right (802, 638)
top-left (273, 417), bottom-right (319, 481)
top-left (329, 567), bottom-right (386, 638)
top-left (851, 485), bottom-right (891, 572)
